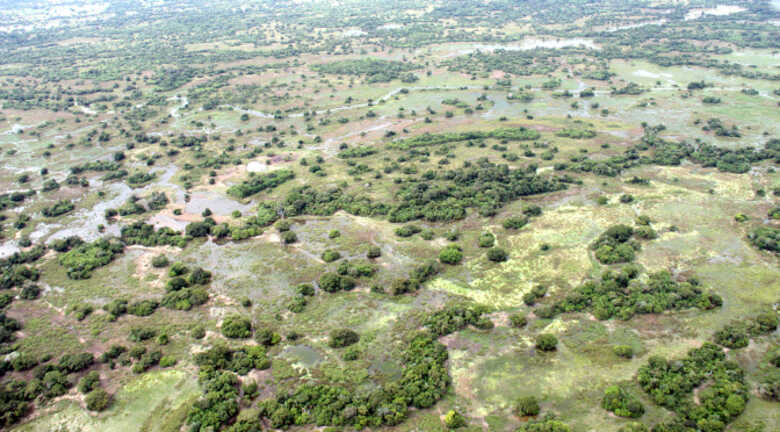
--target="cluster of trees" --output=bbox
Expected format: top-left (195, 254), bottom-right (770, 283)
top-left (121, 222), bottom-right (189, 247)
top-left (194, 344), bottom-right (270, 376)
top-left (555, 128), bottom-right (596, 139)
top-left (391, 128), bottom-right (541, 150)
top-left (601, 385), bottom-right (645, 418)
top-left (41, 200), bottom-right (74, 218)
top-left (748, 226), bottom-right (779, 253)
top-left (162, 262), bottom-right (210, 311)
top-left (311, 59), bottom-right (419, 83)
top-left (389, 159), bottom-right (568, 222)
top-left (227, 169), bottom-right (295, 199)
top-left (590, 224), bottom-right (644, 264)
top-left (638, 343), bottom-right (748, 432)
top-left (255, 333), bottom-right (449, 429)
top-left (424, 304), bottom-right (491, 336)
top-left (713, 312), bottom-right (778, 349)
top-left (337, 146), bottom-right (377, 159)
top-left (546, 267), bottom-right (721, 321)
top-left (57, 238), bottom-right (125, 279)
top-left (0, 348), bottom-right (112, 425)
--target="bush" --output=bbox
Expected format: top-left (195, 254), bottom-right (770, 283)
top-left (478, 232), bottom-right (495, 248)
top-left (85, 388), bottom-right (112, 411)
top-left (367, 246), bottom-right (382, 258)
top-left (602, 385), bottom-right (644, 418)
top-left (535, 334), bottom-right (558, 351)
top-left (128, 327), bottom-right (156, 343)
top-left (517, 418), bottom-right (571, 432)
top-left (151, 255), bottom-right (169, 268)
top-left (503, 216), bottom-right (528, 230)
top-left (221, 315), bottom-right (252, 339)
top-left (296, 283), bottom-right (315, 296)
top-left (328, 329), bottom-right (359, 348)
top-left (509, 313), bottom-right (528, 328)
top-left (516, 395), bottom-right (541, 416)
top-left (319, 272), bottom-right (343, 293)
top-left (159, 356), bottom-right (177, 367)
top-left (281, 231), bottom-right (297, 244)
top-left (78, 371), bottom-right (100, 394)
top-left (20, 284), bottom-right (40, 300)
top-left (439, 245), bottom-right (463, 264)
top-left (443, 409), bottom-right (466, 428)
top-left (487, 247), bottom-right (508, 262)
top-left (613, 345), bottom-right (634, 359)
top-left (255, 328), bottom-right (281, 347)
top-left (618, 422), bottom-right (649, 432)
top-left (395, 225), bottom-right (422, 238)
top-left (321, 250), bottom-right (341, 262)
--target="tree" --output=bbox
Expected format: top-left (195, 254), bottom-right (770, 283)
top-left (535, 334), bottom-right (558, 352)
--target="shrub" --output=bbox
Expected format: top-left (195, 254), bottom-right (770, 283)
top-left (159, 356), bottom-right (177, 367)
top-left (367, 246), bottom-right (382, 258)
top-left (535, 334), bottom-right (558, 351)
top-left (281, 231), bottom-right (297, 244)
top-left (395, 225), bottom-right (422, 238)
top-left (78, 371), bottom-right (100, 394)
top-left (614, 345), bottom-right (635, 359)
top-left (602, 385), bottom-right (644, 418)
top-left (509, 313), bottom-right (528, 328)
top-left (85, 388), bottom-right (112, 411)
top-left (516, 395), bottom-right (541, 416)
top-left (151, 255), bottom-right (169, 268)
top-left (321, 250), bottom-right (341, 262)
top-left (255, 328), bottom-right (281, 346)
top-left (618, 422), bottom-right (649, 432)
top-left (503, 216), bottom-right (528, 230)
top-left (328, 329), bottom-right (359, 348)
top-left (221, 315), bottom-right (252, 339)
top-left (487, 247), bottom-right (508, 262)
top-left (517, 418), bottom-right (571, 432)
top-left (443, 409), bottom-right (466, 428)
top-left (748, 226), bottom-right (779, 252)
top-left (319, 272), bottom-right (343, 293)
top-left (287, 296), bottom-right (307, 313)
top-left (439, 245), bottom-right (463, 264)
top-left (296, 284), bottom-right (315, 296)
top-left (20, 284), bottom-right (40, 300)
top-left (128, 327), bottom-right (156, 343)
top-left (634, 226), bottom-right (657, 240)
top-left (478, 232), bottom-right (495, 248)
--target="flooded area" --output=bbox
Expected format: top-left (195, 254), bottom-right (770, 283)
top-left (184, 190), bottom-right (255, 216)
top-left (441, 37), bottom-right (600, 57)
top-left (684, 5), bottom-right (746, 20)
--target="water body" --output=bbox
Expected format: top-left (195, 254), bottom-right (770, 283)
top-left (184, 191), bottom-right (255, 216)
top-left (684, 5), bottom-right (746, 21)
top-left (448, 37), bottom-right (600, 57)
top-left (604, 19), bottom-right (667, 32)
